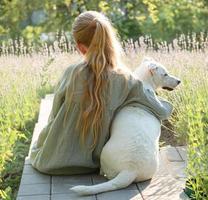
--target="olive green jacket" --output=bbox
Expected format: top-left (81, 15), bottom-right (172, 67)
top-left (30, 62), bottom-right (173, 175)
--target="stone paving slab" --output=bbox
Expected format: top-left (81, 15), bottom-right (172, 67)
top-left (52, 183), bottom-right (91, 194)
top-left (17, 94), bottom-right (190, 200)
top-left (154, 153), bottom-right (169, 177)
top-left (141, 192), bottom-right (190, 200)
top-left (160, 146), bottom-right (187, 180)
top-left (21, 173), bottom-right (50, 184)
top-left (16, 195), bottom-right (50, 200)
top-left (176, 146), bottom-right (187, 161)
top-left (25, 156), bottom-right (31, 165)
top-left (160, 145), bottom-right (183, 162)
top-left (18, 183), bottom-right (50, 196)
top-left (137, 175), bottom-right (185, 196)
top-left (38, 95), bottom-right (54, 125)
top-left (97, 189), bottom-right (142, 200)
top-left (92, 174), bottom-right (138, 190)
top-left (52, 175), bottom-right (93, 194)
top-left (51, 193), bottom-right (96, 200)
top-left (22, 164), bottom-right (40, 175)
top-left (52, 174), bottom-right (92, 184)
top-left (166, 161), bottom-right (187, 179)
top-left (29, 123), bottom-right (44, 155)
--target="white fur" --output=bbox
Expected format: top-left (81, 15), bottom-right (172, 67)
top-left (70, 57), bottom-right (180, 195)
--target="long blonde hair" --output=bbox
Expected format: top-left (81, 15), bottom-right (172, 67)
top-left (63, 11), bottom-right (125, 151)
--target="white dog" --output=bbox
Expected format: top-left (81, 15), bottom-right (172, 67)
top-left (70, 57), bottom-right (181, 195)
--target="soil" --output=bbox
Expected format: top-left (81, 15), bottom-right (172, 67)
top-left (160, 120), bottom-right (186, 146)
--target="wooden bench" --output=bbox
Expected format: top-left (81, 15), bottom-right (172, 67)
top-left (17, 94), bottom-right (190, 200)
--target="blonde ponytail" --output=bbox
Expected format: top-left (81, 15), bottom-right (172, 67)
top-left (63, 11), bottom-right (125, 151)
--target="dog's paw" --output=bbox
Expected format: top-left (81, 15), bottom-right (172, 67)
top-left (70, 185), bottom-right (93, 195)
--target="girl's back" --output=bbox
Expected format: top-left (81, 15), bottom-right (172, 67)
top-left (29, 11), bottom-right (172, 175)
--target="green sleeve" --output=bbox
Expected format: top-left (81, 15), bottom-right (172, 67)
top-left (117, 74), bottom-right (173, 120)
top-left (33, 66), bottom-right (73, 149)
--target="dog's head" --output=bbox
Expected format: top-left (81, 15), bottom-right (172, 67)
top-left (135, 57), bottom-right (181, 91)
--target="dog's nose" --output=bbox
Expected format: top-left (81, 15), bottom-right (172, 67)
top-left (177, 80), bottom-right (181, 84)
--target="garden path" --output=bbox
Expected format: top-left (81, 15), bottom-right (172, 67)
top-left (17, 94), bottom-right (190, 200)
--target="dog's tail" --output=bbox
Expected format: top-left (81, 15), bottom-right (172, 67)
top-left (70, 170), bottom-right (137, 196)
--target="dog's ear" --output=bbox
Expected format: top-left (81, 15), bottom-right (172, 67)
top-left (143, 56), bottom-right (155, 63)
top-left (149, 63), bottom-right (158, 75)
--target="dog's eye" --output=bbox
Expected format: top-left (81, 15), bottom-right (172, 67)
top-left (164, 73), bottom-right (168, 76)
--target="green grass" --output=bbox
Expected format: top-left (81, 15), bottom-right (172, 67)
top-left (0, 75), bottom-right (39, 199)
top-left (0, 56), bottom-right (54, 199)
top-left (165, 64), bottom-right (208, 199)
top-left (0, 46), bottom-right (207, 199)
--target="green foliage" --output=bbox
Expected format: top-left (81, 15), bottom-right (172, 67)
top-left (184, 85), bottom-right (208, 199)
top-left (0, 56), bottom-right (54, 199)
top-left (0, 0), bottom-right (208, 43)
top-left (161, 59), bottom-right (208, 199)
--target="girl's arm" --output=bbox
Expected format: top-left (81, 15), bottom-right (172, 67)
top-left (116, 74), bottom-right (173, 121)
top-left (31, 65), bottom-right (74, 152)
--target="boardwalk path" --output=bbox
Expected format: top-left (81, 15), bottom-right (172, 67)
top-left (17, 94), bottom-right (189, 200)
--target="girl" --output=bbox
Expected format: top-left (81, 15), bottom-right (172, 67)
top-left (30, 11), bottom-right (173, 175)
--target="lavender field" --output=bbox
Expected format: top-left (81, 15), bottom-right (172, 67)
top-left (0, 40), bottom-right (208, 199)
